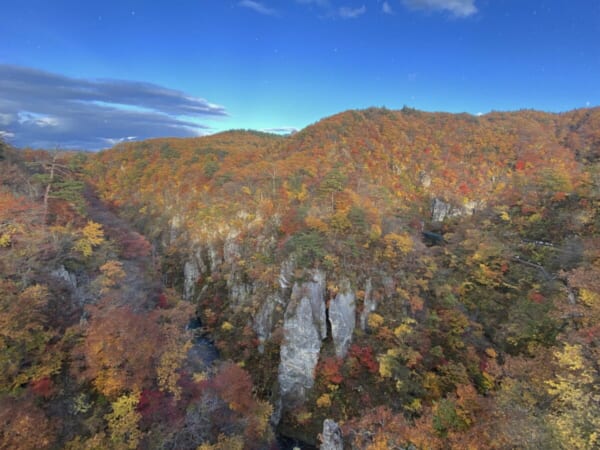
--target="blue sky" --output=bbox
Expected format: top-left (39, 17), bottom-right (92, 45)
top-left (0, 0), bottom-right (599, 149)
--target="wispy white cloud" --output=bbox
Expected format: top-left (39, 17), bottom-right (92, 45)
top-left (0, 113), bottom-right (14, 126)
top-left (402, 0), bottom-right (477, 17)
top-left (18, 112), bottom-right (60, 128)
top-left (382, 1), bottom-right (394, 14)
top-left (239, 0), bottom-right (278, 16)
top-left (297, 1), bottom-right (369, 20)
top-left (339, 5), bottom-right (366, 19)
top-left (102, 136), bottom-right (137, 146)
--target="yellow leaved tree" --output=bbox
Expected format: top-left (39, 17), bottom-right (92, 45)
top-left (74, 221), bottom-right (104, 257)
top-left (105, 391), bottom-right (142, 449)
top-left (545, 344), bottom-right (600, 449)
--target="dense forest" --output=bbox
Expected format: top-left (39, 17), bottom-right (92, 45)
top-left (1, 107), bottom-right (599, 449)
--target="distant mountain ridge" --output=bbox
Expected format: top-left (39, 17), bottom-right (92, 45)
top-left (90, 106), bottom-right (599, 222)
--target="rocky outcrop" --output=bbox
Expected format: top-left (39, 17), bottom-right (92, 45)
top-left (359, 278), bottom-right (374, 331)
top-left (223, 231), bottom-right (240, 266)
top-left (51, 265), bottom-right (91, 306)
top-left (51, 265), bottom-right (77, 290)
top-left (228, 273), bottom-right (252, 305)
top-left (278, 270), bottom-right (327, 407)
top-left (254, 258), bottom-right (297, 353)
top-left (319, 419), bottom-right (343, 450)
top-left (419, 171), bottom-right (432, 188)
top-left (431, 197), bottom-right (483, 222)
top-left (329, 278), bottom-right (355, 358)
top-left (206, 241), bottom-right (222, 269)
top-left (278, 257), bottom-right (296, 290)
top-left (253, 293), bottom-right (284, 353)
top-left (183, 245), bottom-right (211, 301)
top-left (463, 200), bottom-right (478, 215)
top-left (183, 260), bottom-right (200, 301)
top-left (224, 231), bottom-right (253, 305)
top-left (431, 198), bottom-right (455, 222)
top-left (382, 275), bottom-right (396, 298)
top-left (168, 214), bottom-right (184, 243)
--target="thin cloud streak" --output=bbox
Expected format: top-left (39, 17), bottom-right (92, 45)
top-left (339, 5), bottom-right (366, 19)
top-left (239, 0), bottom-right (278, 16)
top-left (0, 64), bottom-right (226, 150)
top-left (401, 0), bottom-right (477, 17)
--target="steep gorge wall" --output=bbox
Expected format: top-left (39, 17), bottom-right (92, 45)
top-left (278, 270), bottom-right (327, 407)
top-left (175, 230), bottom-right (385, 416)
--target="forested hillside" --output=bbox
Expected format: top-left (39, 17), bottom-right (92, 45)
top-left (0, 142), bottom-right (274, 449)
top-left (2, 107), bottom-right (599, 449)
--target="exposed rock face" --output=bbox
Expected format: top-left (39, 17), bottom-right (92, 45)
top-left (51, 265), bottom-right (77, 290)
top-left (53, 265), bottom-right (94, 307)
top-left (279, 257), bottom-right (296, 289)
top-left (228, 273), bottom-right (252, 305)
top-left (278, 270), bottom-right (326, 407)
top-left (382, 275), bottom-right (396, 298)
top-left (223, 231), bottom-right (240, 266)
top-left (253, 293), bottom-right (284, 353)
top-left (207, 241), bottom-right (222, 269)
top-left (431, 197), bottom-right (482, 222)
top-left (329, 279), bottom-right (355, 358)
top-left (431, 198), bottom-right (454, 222)
top-left (419, 171), bottom-right (432, 188)
top-left (183, 260), bottom-right (200, 301)
top-left (463, 200), bottom-right (478, 215)
top-left (223, 231), bottom-right (253, 305)
top-left (320, 419), bottom-right (343, 450)
top-left (169, 214), bottom-right (184, 243)
top-left (359, 278), bottom-right (375, 331)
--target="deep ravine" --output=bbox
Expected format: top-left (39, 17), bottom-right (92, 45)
top-left (84, 187), bottom-right (316, 449)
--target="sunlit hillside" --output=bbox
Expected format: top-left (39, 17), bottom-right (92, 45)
top-left (80, 107), bottom-right (599, 448)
